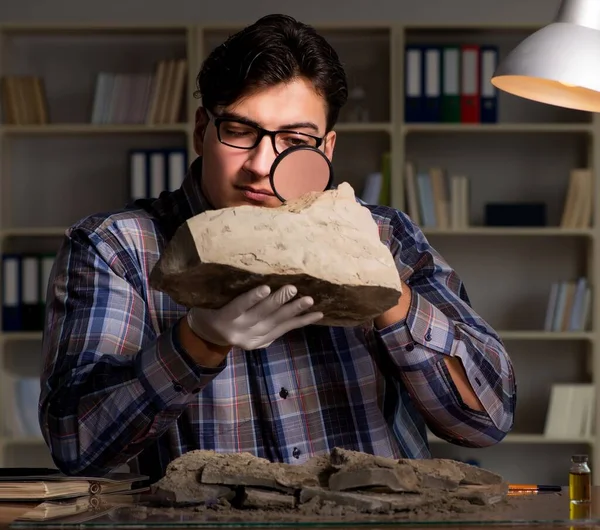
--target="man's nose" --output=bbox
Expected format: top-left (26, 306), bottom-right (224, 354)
top-left (244, 135), bottom-right (277, 180)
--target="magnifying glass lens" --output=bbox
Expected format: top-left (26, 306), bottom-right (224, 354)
top-left (270, 146), bottom-right (333, 202)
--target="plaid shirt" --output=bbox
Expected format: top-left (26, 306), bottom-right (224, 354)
top-left (40, 159), bottom-right (516, 482)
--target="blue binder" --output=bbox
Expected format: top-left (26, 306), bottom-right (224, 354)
top-left (480, 46), bottom-right (499, 123)
top-left (405, 46), bottom-right (424, 122)
top-left (423, 47), bottom-right (442, 122)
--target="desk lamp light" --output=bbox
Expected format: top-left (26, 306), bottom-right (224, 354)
top-left (491, 0), bottom-right (600, 112)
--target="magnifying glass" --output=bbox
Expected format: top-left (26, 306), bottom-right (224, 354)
top-left (269, 145), bottom-right (334, 203)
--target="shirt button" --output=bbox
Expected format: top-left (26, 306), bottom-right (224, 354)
top-left (279, 387), bottom-right (289, 399)
top-left (292, 447), bottom-right (301, 459)
top-left (405, 343), bottom-right (414, 352)
top-left (424, 328), bottom-right (432, 341)
top-left (172, 382), bottom-right (183, 392)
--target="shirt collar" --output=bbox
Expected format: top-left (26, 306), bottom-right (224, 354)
top-left (180, 156), bottom-right (214, 216)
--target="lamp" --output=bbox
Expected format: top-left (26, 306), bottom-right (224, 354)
top-left (491, 0), bottom-right (600, 112)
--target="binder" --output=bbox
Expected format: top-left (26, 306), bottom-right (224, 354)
top-left (129, 149), bottom-right (148, 202)
top-left (441, 46), bottom-right (460, 122)
top-left (460, 45), bottom-right (480, 123)
top-left (149, 151), bottom-right (167, 198)
top-left (167, 149), bottom-right (187, 192)
top-left (39, 254), bottom-right (55, 329)
top-left (2, 254), bottom-right (21, 332)
top-left (423, 47), bottom-right (442, 122)
top-left (480, 46), bottom-right (499, 123)
top-left (404, 46), bottom-right (424, 122)
top-left (20, 254), bottom-right (40, 331)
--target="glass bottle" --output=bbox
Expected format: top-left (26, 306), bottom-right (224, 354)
top-left (569, 454), bottom-right (591, 504)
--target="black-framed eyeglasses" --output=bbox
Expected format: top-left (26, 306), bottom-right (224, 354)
top-left (209, 112), bottom-right (324, 155)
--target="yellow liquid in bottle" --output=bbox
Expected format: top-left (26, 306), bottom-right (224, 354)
top-left (569, 471), bottom-right (591, 503)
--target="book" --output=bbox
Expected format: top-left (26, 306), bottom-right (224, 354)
top-left (0, 469), bottom-right (148, 501)
top-left (13, 494), bottom-right (138, 523)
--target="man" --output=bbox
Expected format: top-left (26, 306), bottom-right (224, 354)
top-left (39, 14), bottom-right (516, 482)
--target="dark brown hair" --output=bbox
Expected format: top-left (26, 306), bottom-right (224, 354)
top-left (196, 14), bottom-right (348, 131)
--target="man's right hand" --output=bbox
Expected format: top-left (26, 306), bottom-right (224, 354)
top-left (186, 284), bottom-right (324, 351)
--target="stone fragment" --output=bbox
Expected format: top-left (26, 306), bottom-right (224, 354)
top-left (329, 447), bottom-right (399, 470)
top-left (301, 454), bottom-right (335, 487)
top-left (449, 483), bottom-right (509, 505)
top-left (200, 454), bottom-right (319, 493)
top-left (152, 482), bottom-right (235, 506)
top-left (149, 182), bottom-right (403, 327)
top-left (299, 487), bottom-right (432, 513)
top-left (328, 466), bottom-right (419, 493)
top-left (404, 458), bottom-right (465, 491)
top-left (152, 450), bottom-right (241, 505)
top-left (241, 488), bottom-right (296, 510)
top-left (454, 461), bottom-right (504, 485)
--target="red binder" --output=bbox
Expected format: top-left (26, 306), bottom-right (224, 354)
top-left (460, 45), bottom-right (480, 123)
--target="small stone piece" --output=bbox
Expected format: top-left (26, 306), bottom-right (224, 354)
top-left (328, 466), bottom-right (419, 493)
top-left (454, 461), bottom-right (504, 485)
top-left (329, 447), bottom-right (399, 470)
top-left (241, 488), bottom-right (297, 510)
top-left (299, 487), bottom-right (433, 513)
top-left (149, 182), bottom-right (403, 327)
top-left (200, 454), bottom-right (320, 493)
top-left (449, 483), bottom-right (509, 505)
top-left (404, 458), bottom-right (465, 491)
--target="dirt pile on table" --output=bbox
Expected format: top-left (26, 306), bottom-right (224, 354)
top-left (150, 447), bottom-right (509, 522)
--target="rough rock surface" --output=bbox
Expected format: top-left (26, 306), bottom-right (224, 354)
top-left (149, 182), bottom-right (402, 326)
top-left (150, 447), bottom-right (509, 521)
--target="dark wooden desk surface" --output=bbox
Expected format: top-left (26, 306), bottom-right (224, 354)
top-left (2, 488), bottom-right (600, 529)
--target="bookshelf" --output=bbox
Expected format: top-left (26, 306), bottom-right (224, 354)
top-left (0, 21), bottom-right (597, 486)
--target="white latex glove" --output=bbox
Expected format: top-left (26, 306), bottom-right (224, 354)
top-left (186, 284), bottom-right (324, 350)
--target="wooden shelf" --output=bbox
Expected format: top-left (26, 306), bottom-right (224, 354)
top-left (1, 227), bottom-right (67, 238)
top-left (0, 124), bottom-right (189, 135)
top-left (0, 436), bottom-right (45, 446)
top-left (422, 227), bottom-right (594, 237)
top-left (498, 331), bottom-right (594, 341)
top-left (335, 122), bottom-right (392, 133)
top-left (403, 123), bottom-right (593, 134)
top-left (429, 433), bottom-right (595, 445)
top-left (0, 332), bottom-right (43, 342)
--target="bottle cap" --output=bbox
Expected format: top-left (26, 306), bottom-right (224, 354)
top-left (572, 454), bottom-right (588, 463)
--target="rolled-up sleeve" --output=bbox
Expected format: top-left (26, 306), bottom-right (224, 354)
top-left (372, 210), bottom-right (516, 447)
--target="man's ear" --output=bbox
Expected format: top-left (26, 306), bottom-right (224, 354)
top-left (193, 107), bottom-right (210, 156)
top-left (323, 130), bottom-right (336, 161)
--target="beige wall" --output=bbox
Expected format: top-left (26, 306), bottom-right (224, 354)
top-left (0, 0), bottom-right (562, 26)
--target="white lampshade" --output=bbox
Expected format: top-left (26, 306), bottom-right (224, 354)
top-left (491, 0), bottom-right (600, 112)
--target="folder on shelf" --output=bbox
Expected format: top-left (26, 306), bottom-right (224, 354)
top-left (0, 470), bottom-right (148, 501)
top-left (2, 254), bottom-right (21, 332)
top-left (167, 149), bottom-right (187, 191)
top-left (39, 253), bottom-right (55, 329)
top-left (480, 46), bottom-right (499, 123)
top-left (20, 254), bottom-right (40, 331)
top-left (129, 149), bottom-right (148, 202)
top-left (460, 45), bottom-right (480, 123)
top-left (128, 148), bottom-right (188, 203)
top-left (404, 45), bottom-right (424, 122)
top-left (423, 47), bottom-right (442, 122)
top-left (441, 46), bottom-right (460, 123)
top-left (149, 150), bottom-right (167, 198)
top-left (2, 252), bottom-right (57, 332)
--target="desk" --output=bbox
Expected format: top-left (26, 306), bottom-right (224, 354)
top-left (3, 488), bottom-right (600, 529)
